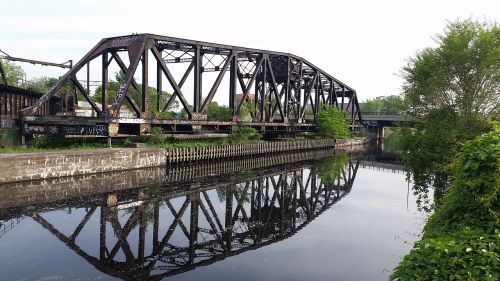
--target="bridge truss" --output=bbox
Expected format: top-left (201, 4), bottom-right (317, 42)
top-left (18, 34), bottom-right (361, 136)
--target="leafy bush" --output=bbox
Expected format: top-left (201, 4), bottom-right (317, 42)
top-left (147, 127), bottom-right (168, 145)
top-left (391, 124), bottom-right (500, 281)
top-left (230, 127), bottom-right (262, 144)
top-left (316, 106), bottom-right (350, 139)
top-left (32, 135), bottom-right (58, 148)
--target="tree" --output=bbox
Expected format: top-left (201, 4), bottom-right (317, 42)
top-left (25, 77), bottom-right (58, 93)
top-left (207, 101), bottom-right (232, 121)
top-left (360, 98), bottom-right (383, 113)
top-left (316, 106), bottom-right (350, 139)
top-left (0, 60), bottom-right (25, 86)
top-left (402, 19), bottom-right (499, 118)
top-left (360, 95), bottom-right (405, 114)
top-left (399, 19), bottom-right (499, 209)
top-left (381, 95), bottom-right (404, 113)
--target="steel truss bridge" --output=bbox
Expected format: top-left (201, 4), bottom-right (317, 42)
top-left (6, 34), bottom-right (361, 137)
top-left (0, 156), bottom-right (360, 280)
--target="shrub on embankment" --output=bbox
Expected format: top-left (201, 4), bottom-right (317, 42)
top-left (390, 124), bottom-right (500, 281)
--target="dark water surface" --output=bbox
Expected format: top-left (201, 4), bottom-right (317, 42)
top-left (0, 147), bottom-right (426, 281)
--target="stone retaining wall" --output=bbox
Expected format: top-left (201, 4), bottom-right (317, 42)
top-left (0, 148), bottom-right (165, 183)
top-left (0, 138), bottom-right (367, 183)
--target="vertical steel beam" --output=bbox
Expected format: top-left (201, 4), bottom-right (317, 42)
top-left (189, 195), bottom-right (199, 264)
top-left (99, 207), bottom-right (106, 260)
top-left (141, 48), bottom-right (149, 114)
top-left (314, 76), bottom-right (320, 121)
top-left (156, 61), bottom-right (162, 112)
top-left (193, 46), bottom-right (202, 114)
top-left (259, 58), bottom-right (267, 122)
top-left (229, 53), bottom-right (237, 116)
top-left (341, 86), bottom-right (346, 111)
top-left (138, 205), bottom-right (146, 264)
top-left (284, 57), bottom-right (291, 121)
top-left (224, 187), bottom-right (233, 252)
top-left (86, 62), bottom-right (90, 98)
top-left (101, 53), bottom-right (108, 113)
top-left (153, 202), bottom-right (160, 252)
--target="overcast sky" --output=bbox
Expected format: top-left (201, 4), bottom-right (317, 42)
top-left (0, 0), bottom-right (498, 103)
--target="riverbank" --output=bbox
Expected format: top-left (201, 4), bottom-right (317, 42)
top-left (0, 137), bottom-right (368, 183)
top-left (390, 125), bottom-right (499, 280)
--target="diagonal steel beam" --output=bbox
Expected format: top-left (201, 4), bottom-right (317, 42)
top-left (163, 61), bottom-right (194, 112)
top-left (71, 77), bottom-right (103, 116)
top-left (235, 56), bottom-right (264, 115)
top-left (151, 46), bottom-right (192, 118)
top-left (200, 52), bottom-right (234, 114)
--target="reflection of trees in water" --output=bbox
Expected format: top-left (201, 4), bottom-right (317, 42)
top-left (316, 155), bottom-right (349, 186)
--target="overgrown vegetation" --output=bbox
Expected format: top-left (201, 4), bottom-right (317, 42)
top-left (229, 127), bottom-right (262, 144)
top-left (316, 106), bottom-right (350, 139)
top-left (398, 18), bottom-right (499, 210)
top-left (391, 124), bottom-right (500, 281)
top-left (31, 135), bottom-right (117, 149)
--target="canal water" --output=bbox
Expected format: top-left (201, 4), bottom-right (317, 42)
top-left (0, 146), bottom-right (427, 281)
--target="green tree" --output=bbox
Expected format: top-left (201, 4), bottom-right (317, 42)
top-left (316, 105), bottom-right (350, 139)
top-left (402, 19), bottom-right (499, 118)
top-left (381, 95), bottom-right (405, 113)
top-left (25, 76), bottom-right (58, 93)
top-left (360, 98), bottom-right (383, 113)
top-left (207, 101), bottom-right (232, 121)
top-left (360, 95), bottom-right (405, 114)
top-left (0, 60), bottom-right (25, 86)
top-left (399, 19), bottom-right (499, 210)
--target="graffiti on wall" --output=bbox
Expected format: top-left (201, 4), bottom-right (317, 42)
top-left (23, 124), bottom-right (108, 136)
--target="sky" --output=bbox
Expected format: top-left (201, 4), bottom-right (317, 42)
top-left (0, 0), bottom-right (498, 103)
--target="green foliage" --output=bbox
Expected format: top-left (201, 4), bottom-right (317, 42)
top-left (392, 231), bottom-right (499, 281)
top-left (391, 125), bottom-right (500, 281)
top-left (399, 18), bottom-right (498, 210)
top-left (207, 101), bottom-right (232, 121)
top-left (316, 155), bottom-right (349, 185)
top-left (400, 108), bottom-right (491, 210)
top-left (383, 95), bottom-right (405, 113)
top-left (360, 98), bottom-right (383, 113)
top-left (0, 60), bottom-right (25, 86)
top-left (402, 19), bottom-right (499, 118)
top-left (25, 76), bottom-right (58, 93)
top-left (316, 106), bottom-right (350, 139)
top-left (147, 127), bottom-right (168, 145)
top-left (31, 135), bottom-right (116, 149)
top-left (360, 95), bottom-right (405, 114)
top-left (230, 127), bottom-right (262, 144)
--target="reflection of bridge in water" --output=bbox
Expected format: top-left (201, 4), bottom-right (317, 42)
top-left (0, 152), bottom-right (360, 280)
top-left (359, 160), bottom-right (404, 174)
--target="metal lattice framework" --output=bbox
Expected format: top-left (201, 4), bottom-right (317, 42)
top-left (17, 159), bottom-right (359, 280)
top-left (19, 34), bottom-right (361, 136)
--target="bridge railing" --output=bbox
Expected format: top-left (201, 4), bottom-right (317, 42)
top-left (360, 111), bottom-right (403, 116)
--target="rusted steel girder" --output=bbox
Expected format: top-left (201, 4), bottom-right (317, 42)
top-left (20, 34), bottom-right (362, 126)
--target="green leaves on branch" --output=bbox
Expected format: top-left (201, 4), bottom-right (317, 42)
top-left (316, 106), bottom-right (350, 139)
top-left (402, 19), bottom-right (500, 118)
